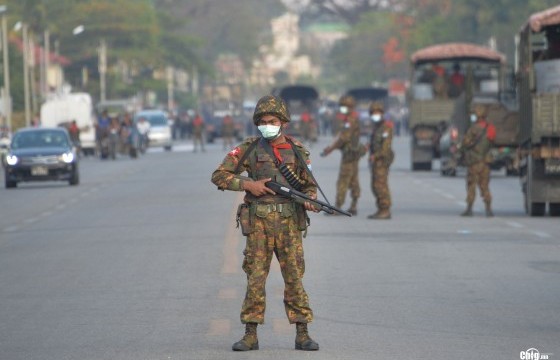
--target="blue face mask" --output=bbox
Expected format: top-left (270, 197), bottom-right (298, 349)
top-left (470, 114), bottom-right (477, 122)
top-left (258, 125), bottom-right (281, 139)
top-left (339, 106), bottom-right (349, 115)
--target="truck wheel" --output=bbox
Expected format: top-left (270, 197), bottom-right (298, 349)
top-left (5, 178), bottom-right (17, 189)
top-left (413, 162), bottom-right (432, 171)
top-left (528, 202), bottom-right (546, 217)
top-left (69, 169), bottom-right (80, 186)
top-left (550, 203), bottom-right (560, 217)
top-left (505, 168), bottom-right (519, 176)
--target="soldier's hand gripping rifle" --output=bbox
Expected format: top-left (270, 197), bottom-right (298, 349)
top-left (265, 180), bottom-right (352, 216)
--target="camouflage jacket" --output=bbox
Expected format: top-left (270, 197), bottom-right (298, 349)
top-left (211, 136), bottom-right (317, 204)
top-left (461, 120), bottom-right (496, 165)
top-left (369, 121), bottom-right (394, 164)
top-left (331, 112), bottom-right (362, 162)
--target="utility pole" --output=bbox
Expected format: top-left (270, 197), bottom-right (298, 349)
top-left (167, 66), bottom-right (174, 112)
top-left (23, 23), bottom-right (31, 127)
top-left (0, 6), bottom-right (11, 130)
top-left (98, 39), bottom-right (107, 102)
top-left (44, 30), bottom-right (50, 97)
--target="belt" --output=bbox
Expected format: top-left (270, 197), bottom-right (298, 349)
top-left (253, 202), bottom-right (294, 214)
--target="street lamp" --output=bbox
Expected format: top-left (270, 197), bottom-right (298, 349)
top-left (72, 25), bottom-right (84, 36)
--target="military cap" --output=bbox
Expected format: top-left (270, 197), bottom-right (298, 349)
top-left (339, 95), bottom-right (356, 108)
top-left (253, 95), bottom-right (290, 124)
top-left (369, 101), bottom-right (384, 114)
top-left (472, 104), bottom-right (488, 118)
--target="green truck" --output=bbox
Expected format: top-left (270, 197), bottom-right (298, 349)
top-left (517, 5), bottom-right (560, 216)
top-left (408, 43), bottom-right (511, 172)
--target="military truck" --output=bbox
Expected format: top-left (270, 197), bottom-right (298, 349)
top-left (344, 87), bottom-right (388, 136)
top-left (408, 43), bottom-right (509, 171)
top-left (272, 85), bottom-right (320, 138)
top-left (436, 46), bottom-right (520, 177)
top-left (517, 5), bottom-right (560, 216)
top-left (408, 44), bottom-right (457, 170)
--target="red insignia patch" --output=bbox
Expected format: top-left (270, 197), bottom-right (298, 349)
top-left (228, 147), bottom-right (241, 157)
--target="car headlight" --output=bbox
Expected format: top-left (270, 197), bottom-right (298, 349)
top-left (61, 152), bottom-right (74, 164)
top-left (6, 154), bottom-right (18, 166)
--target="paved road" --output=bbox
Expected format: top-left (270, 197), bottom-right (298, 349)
top-left (0, 135), bottom-right (558, 360)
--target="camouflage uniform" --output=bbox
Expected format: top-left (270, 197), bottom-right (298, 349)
top-left (322, 96), bottom-right (363, 214)
top-left (369, 121), bottom-right (394, 217)
top-left (211, 95), bottom-right (318, 351)
top-left (460, 108), bottom-right (496, 216)
top-left (192, 115), bottom-right (205, 152)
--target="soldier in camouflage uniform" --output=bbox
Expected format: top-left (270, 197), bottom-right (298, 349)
top-left (367, 102), bottom-right (394, 219)
top-left (460, 104), bottom-right (496, 217)
top-left (211, 95), bottom-right (319, 352)
top-left (321, 95), bottom-right (364, 215)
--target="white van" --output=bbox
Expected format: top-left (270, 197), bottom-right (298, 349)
top-left (40, 92), bottom-right (97, 155)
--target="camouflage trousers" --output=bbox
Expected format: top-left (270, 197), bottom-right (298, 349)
top-left (241, 208), bottom-right (313, 325)
top-left (371, 161), bottom-right (391, 210)
top-left (222, 134), bottom-right (234, 150)
top-left (466, 161), bottom-right (492, 205)
top-left (193, 133), bottom-right (204, 151)
top-left (335, 160), bottom-right (360, 207)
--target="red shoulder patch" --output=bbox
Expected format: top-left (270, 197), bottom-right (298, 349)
top-left (228, 147), bottom-right (241, 157)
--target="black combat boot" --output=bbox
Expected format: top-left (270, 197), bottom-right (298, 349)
top-left (295, 322), bottom-right (319, 351)
top-left (461, 204), bottom-right (473, 217)
top-left (485, 201), bottom-right (494, 217)
top-left (232, 323), bottom-right (259, 351)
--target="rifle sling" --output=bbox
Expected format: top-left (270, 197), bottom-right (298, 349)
top-left (233, 137), bottom-right (333, 206)
top-left (466, 122), bottom-right (489, 150)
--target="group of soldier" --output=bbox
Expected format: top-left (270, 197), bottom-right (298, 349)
top-left (210, 93), bottom-right (496, 352)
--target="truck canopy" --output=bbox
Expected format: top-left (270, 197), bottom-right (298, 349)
top-left (410, 42), bottom-right (505, 66)
top-left (345, 87), bottom-right (388, 102)
top-left (274, 85), bottom-right (319, 103)
top-left (523, 5), bottom-right (560, 33)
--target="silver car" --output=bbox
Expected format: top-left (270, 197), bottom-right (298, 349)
top-left (134, 110), bottom-right (173, 151)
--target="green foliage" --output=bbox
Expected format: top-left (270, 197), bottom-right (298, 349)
top-left (323, 0), bottom-right (560, 88)
top-left (327, 11), bottom-right (400, 88)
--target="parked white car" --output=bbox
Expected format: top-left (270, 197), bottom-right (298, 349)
top-left (133, 110), bottom-right (173, 151)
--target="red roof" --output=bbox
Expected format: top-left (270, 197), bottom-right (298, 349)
top-left (9, 35), bottom-right (71, 66)
top-left (525, 5), bottom-right (560, 33)
top-left (410, 42), bottom-right (505, 64)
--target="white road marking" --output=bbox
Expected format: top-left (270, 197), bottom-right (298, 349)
top-left (3, 226), bottom-right (19, 233)
top-left (506, 221), bottom-right (524, 229)
top-left (533, 231), bottom-right (551, 238)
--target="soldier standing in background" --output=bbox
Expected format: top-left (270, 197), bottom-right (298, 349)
top-left (367, 102), bottom-right (394, 219)
top-left (192, 113), bottom-right (205, 152)
top-left (211, 95), bottom-right (319, 352)
top-left (221, 114), bottom-right (235, 150)
top-left (321, 95), bottom-right (365, 215)
top-left (460, 104), bottom-right (496, 217)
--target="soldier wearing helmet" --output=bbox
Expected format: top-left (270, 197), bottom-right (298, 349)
top-left (211, 94), bottom-right (320, 352)
top-left (321, 95), bottom-right (365, 215)
top-left (367, 101), bottom-right (394, 219)
top-left (460, 103), bottom-right (496, 217)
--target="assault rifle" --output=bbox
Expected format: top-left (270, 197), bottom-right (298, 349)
top-left (265, 180), bottom-right (352, 217)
